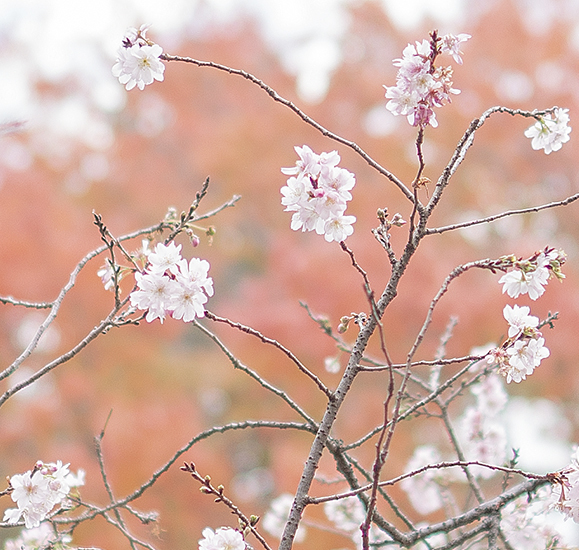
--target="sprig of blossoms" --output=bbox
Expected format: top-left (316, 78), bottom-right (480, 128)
top-left (486, 305), bottom-right (550, 383)
top-left (3, 461), bottom-right (84, 529)
top-left (112, 24), bottom-right (165, 91)
top-left (281, 145), bottom-right (356, 242)
top-left (129, 242), bottom-right (213, 323)
top-left (498, 247), bottom-right (566, 301)
top-left (384, 31), bottom-right (470, 128)
top-left (524, 108), bottom-right (571, 154)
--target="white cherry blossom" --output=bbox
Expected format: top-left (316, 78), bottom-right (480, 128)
top-left (524, 108), bottom-right (571, 154)
top-left (281, 146), bottom-right (356, 242)
top-left (199, 527), bottom-right (245, 550)
top-left (113, 42), bottom-right (165, 91)
top-left (503, 304), bottom-right (539, 337)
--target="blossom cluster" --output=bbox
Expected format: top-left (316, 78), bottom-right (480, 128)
top-left (129, 242), bottom-right (213, 323)
top-left (525, 108), bottom-right (572, 154)
top-left (198, 527), bottom-right (245, 550)
top-left (384, 33), bottom-right (470, 127)
top-left (3, 461), bottom-right (84, 529)
top-left (486, 304), bottom-right (550, 384)
top-left (280, 145), bottom-right (356, 242)
top-left (112, 25), bottom-right (165, 91)
top-left (482, 248), bottom-right (565, 383)
top-left (499, 247), bottom-right (566, 301)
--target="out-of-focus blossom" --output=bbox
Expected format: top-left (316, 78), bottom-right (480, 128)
top-left (262, 493), bottom-right (306, 543)
top-left (324, 496), bottom-right (365, 532)
top-left (401, 446), bottom-right (446, 514)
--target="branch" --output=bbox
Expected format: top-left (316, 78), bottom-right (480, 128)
top-left (160, 53), bottom-right (414, 202)
top-left (205, 311), bottom-right (332, 399)
top-left (425, 192), bottom-right (579, 235)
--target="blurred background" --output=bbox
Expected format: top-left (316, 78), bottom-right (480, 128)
top-left (1, 0), bottom-right (579, 547)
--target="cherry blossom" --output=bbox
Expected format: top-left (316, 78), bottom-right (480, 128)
top-left (503, 304), bottom-right (539, 338)
top-left (384, 32), bottom-right (468, 128)
top-left (525, 108), bottom-right (571, 154)
top-left (499, 267), bottom-right (549, 300)
top-left (3, 461), bottom-right (78, 529)
top-left (281, 146), bottom-right (356, 242)
top-left (324, 496), bottom-right (365, 532)
top-left (499, 248), bottom-right (566, 300)
top-left (198, 527), bottom-right (245, 550)
top-left (503, 337), bottom-right (549, 383)
top-left (130, 271), bottom-right (179, 323)
top-left (112, 26), bottom-right (165, 91)
top-left (147, 242), bottom-right (183, 275)
top-left (459, 408), bottom-right (507, 477)
top-left (129, 243), bottom-right (213, 323)
top-left (439, 33), bottom-right (471, 64)
top-left (401, 446), bottom-right (446, 514)
top-left (551, 447), bottom-right (579, 523)
top-left (3, 522), bottom-right (73, 550)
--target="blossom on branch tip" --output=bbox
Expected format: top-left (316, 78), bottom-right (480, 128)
top-left (281, 146), bottom-right (356, 242)
top-left (384, 31), bottom-right (468, 128)
top-left (524, 108), bottom-right (571, 154)
top-left (498, 247), bottom-right (566, 300)
top-left (112, 26), bottom-right (165, 91)
top-left (439, 33), bottom-right (471, 64)
top-left (552, 447), bottom-right (579, 523)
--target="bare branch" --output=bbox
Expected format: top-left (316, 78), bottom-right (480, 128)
top-left (160, 53), bottom-right (414, 202)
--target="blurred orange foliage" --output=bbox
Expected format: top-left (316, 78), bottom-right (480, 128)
top-left (1, 2), bottom-right (579, 548)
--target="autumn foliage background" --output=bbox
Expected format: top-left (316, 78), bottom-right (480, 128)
top-left (1, 1), bottom-right (579, 548)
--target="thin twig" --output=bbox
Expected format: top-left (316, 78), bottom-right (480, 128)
top-left (205, 311), bottom-right (333, 399)
top-left (425, 192), bottom-right (579, 235)
top-left (181, 462), bottom-right (272, 550)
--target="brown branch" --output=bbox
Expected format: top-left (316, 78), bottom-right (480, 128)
top-left (160, 53), bottom-right (414, 203)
